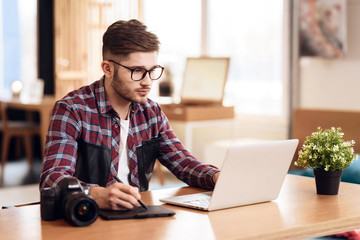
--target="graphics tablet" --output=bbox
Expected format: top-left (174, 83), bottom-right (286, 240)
top-left (99, 205), bottom-right (175, 220)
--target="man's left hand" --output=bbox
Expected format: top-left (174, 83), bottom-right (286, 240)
top-left (213, 172), bottom-right (220, 184)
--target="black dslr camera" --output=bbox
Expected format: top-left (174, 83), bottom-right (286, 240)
top-left (40, 177), bottom-right (98, 227)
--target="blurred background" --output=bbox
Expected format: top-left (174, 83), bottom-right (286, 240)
top-left (0, 0), bottom-right (359, 195)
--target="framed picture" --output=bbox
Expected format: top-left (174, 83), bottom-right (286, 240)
top-left (180, 57), bottom-right (230, 105)
top-left (299, 0), bottom-right (347, 58)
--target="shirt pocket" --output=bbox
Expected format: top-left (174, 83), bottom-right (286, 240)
top-left (136, 136), bottom-right (161, 191)
top-left (75, 140), bottom-right (112, 187)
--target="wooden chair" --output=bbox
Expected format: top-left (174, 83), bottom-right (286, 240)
top-left (0, 101), bottom-right (40, 182)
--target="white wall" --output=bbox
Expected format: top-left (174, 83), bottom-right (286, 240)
top-left (174, 0), bottom-right (360, 162)
top-left (299, 0), bottom-right (360, 111)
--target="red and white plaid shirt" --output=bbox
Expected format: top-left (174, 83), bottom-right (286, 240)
top-left (40, 77), bottom-right (218, 190)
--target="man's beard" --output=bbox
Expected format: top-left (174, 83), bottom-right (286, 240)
top-left (111, 69), bottom-right (149, 104)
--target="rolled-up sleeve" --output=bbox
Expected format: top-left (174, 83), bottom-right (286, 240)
top-left (40, 101), bottom-right (81, 190)
top-left (157, 110), bottom-right (219, 190)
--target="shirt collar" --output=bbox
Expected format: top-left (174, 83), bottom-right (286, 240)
top-left (96, 76), bottom-right (141, 115)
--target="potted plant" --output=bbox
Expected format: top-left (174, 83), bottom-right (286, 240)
top-left (295, 127), bottom-right (357, 195)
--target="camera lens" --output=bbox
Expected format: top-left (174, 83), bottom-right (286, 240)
top-left (64, 193), bottom-right (98, 227)
top-left (74, 200), bottom-right (96, 222)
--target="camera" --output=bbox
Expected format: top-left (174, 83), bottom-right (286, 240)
top-left (40, 177), bottom-right (98, 227)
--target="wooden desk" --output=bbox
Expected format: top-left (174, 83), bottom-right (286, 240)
top-left (2, 175), bottom-right (360, 240)
top-left (1, 96), bottom-right (56, 152)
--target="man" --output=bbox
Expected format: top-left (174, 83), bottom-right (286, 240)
top-left (40, 19), bottom-right (219, 210)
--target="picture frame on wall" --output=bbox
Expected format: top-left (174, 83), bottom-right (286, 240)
top-left (299, 0), bottom-right (347, 58)
top-left (180, 57), bottom-right (230, 105)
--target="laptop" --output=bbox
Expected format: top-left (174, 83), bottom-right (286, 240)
top-left (160, 139), bottom-right (299, 211)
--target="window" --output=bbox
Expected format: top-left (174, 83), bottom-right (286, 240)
top-left (208, 0), bottom-right (284, 116)
top-left (0, 0), bottom-right (37, 96)
top-left (142, 0), bottom-right (202, 100)
top-left (142, 0), bottom-right (287, 117)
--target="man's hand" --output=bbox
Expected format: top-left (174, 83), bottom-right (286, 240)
top-left (90, 183), bottom-right (141, 210)
top-left (213, 172), bottom-right (220, 184)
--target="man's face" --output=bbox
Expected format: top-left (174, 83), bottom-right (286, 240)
top-left (110, 51), bottom-right (158, 104)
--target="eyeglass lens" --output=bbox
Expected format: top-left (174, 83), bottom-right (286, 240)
top-left (132, 67), bottom-right (163, 81)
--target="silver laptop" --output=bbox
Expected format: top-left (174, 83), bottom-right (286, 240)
top-left (160, 139), bottom-right (299, 211)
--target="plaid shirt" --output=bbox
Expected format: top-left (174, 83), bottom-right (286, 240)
top-left (40, 78), bottom-right (219, 190)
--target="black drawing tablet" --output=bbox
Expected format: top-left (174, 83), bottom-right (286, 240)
top-left (99, 205), bottom-right (175, 220)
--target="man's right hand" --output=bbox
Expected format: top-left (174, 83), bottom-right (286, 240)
top-left (89, 183), bottom-right (141, 210)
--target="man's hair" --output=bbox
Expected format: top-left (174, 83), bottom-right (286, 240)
top-left (102, 19), bottom-right (160, 60)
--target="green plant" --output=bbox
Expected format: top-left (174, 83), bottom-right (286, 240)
top-left (295, 127), bottom-right (358, 171)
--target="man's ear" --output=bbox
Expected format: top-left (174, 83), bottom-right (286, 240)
top-left (101, 60), bottom-right (113, 79)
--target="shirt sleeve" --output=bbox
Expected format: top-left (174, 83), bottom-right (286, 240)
top-left (39, 101), bottom-right (81, 190)
top-left (157, 109), bottom-right (220, 190)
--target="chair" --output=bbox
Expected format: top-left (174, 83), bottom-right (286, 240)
top-left (0, 101), bottom-right (40, 183)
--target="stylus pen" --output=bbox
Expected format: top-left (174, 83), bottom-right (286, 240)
top-left (114, 175), bottom-right (148, 210)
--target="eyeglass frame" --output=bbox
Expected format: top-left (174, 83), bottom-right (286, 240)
top-left (108, 59), bottom-right (165, 81)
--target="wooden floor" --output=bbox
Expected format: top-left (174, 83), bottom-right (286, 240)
top-left (0, 158), bottom-right (42, 188)
top-left (0, 158), bottom-right (41, 208)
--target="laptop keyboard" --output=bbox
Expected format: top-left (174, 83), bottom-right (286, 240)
top-left (183, 197), bottom-right (211, 208)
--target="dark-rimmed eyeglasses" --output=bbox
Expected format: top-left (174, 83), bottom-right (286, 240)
top-left (108, 59), bottom-right (164, 81)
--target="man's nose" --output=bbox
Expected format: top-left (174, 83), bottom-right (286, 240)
top-left (140, 74), bottom-right (152, 85)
